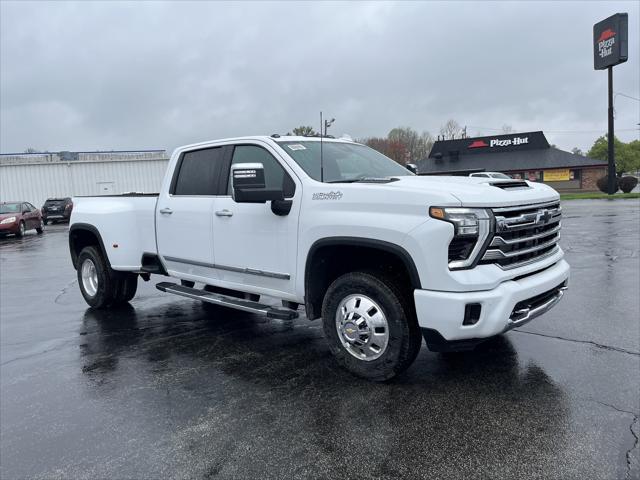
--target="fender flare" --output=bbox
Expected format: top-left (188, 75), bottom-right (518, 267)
top-left (305, 237), bottom-right (422, 290)
top-left (69, 223), bottom-right (111, 269)
top-left (303, 237), bottom-right (422, 319)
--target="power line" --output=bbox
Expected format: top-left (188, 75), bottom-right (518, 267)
top-left (539, 129), bottom-right (638, 135)
top-left (614, 92), bottom-right (640, 102)
top-left (466, 125), bottom-right (639, 135)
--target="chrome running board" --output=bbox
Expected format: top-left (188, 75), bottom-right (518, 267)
top-left (156, 282), bottom-right (299, 320)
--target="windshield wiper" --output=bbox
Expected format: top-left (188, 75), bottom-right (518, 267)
top-left (327, 177), bottom-right (399, 184)
top-left (326, 178), bottom-right (363, 183)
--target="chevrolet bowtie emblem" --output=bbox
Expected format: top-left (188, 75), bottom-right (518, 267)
top-left (536, 209), bottom-right (552, 225)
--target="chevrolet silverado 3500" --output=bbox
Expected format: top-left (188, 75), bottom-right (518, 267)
top-left (69, 135), bottom-right (569, 380)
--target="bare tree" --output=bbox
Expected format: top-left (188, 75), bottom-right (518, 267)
top-left (360, 128), bottom-right (434, 164)
top-left (501, 124), bottom-right (514, 134)
top-left (24, 147), bottom-right (40, 153)
top-left (571, 147), bottom-right (584, 156)
top-left (418, 131), bottom-right (434, 159)
top-left (439, 119), bottom-right (463, 140)
top-left (388, 127), bottom-right (419, 162)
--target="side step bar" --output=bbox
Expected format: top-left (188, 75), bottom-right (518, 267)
top-left (156, 282), bottom-right (299, 320)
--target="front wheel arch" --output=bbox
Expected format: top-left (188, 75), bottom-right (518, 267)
top-left (304, 237), bottom-right (421, 320)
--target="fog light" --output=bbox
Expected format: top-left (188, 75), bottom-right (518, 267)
top-left (463, 303), bottom-right (481, 326)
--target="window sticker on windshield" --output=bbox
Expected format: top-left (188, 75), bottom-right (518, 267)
top-left (287, 144), bottom-right (306, 151)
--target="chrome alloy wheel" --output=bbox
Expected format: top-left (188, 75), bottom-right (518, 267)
top-left (335, 294), bottom-right (389, 361)
top-left (81, 258), bottom-right (99, 297)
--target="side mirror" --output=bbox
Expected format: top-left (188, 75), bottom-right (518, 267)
top-left (231, 163), bottom-right (284, 203)
top-left (405, 163), bottom-right (418, 174)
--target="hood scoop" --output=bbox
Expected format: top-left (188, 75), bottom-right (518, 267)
top-left (488, 180), bottom-right (530, 190)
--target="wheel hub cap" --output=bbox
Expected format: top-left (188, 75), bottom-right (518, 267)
top-left (336, 294), bottom-right (389, 361)
top-left (81, 258), bottom-right (99, 297)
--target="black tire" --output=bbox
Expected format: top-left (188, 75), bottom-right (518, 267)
top-left (321, 271), bottom-right (422, 382)
top-left (77, 246), bottom-right (117, 309)
top-left (112, 272), bottom-right (138, 305)
top-left (36, 220), bottom-right (44, 234)
top-left (16, 221), bottom-right (25, 237)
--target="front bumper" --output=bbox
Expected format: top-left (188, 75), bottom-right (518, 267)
top-left (414, 259), bottom-right (570, 341)
top-left (0, 222), bottom-right (20, 234)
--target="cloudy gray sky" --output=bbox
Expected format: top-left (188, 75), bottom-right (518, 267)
top-left (1, 1), bottom-right (638, 155)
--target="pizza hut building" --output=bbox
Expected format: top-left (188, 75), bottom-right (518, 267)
top-left (417, 131), bottom-right (607, 192)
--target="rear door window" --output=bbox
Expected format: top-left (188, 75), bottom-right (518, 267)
top-left (172, 147), bottom-right (226, 196)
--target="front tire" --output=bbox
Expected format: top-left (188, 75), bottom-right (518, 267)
top-left (321, 272), bottom-right (422, 381)
top-left (16, 221), bottom-right (25, 237)
top-left (77, 246), bottom-right (117, 308)
top-left (36, 220), bottom-right (44, 234)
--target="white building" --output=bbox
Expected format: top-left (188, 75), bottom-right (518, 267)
top-left (0, 150), bottom-right (169, 208)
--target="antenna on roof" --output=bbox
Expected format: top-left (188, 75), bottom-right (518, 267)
top-left (320, 111), bottom-right (324, 182)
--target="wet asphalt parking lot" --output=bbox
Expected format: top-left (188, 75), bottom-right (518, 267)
top-left (1, 199), bottom-right (639, 480)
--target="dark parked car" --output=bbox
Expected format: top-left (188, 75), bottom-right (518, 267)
top-left (42, 197), bottom-right (73, 224)
top-left (0, 202), bottom-right (44, 237)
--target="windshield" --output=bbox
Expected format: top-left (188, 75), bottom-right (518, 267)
top-left (0, 203), bottom-right (21, 214)
top-left (277, 141), bottom-right (412, 183)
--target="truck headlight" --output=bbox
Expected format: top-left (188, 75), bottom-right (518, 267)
top-left (429, 207), bottom-right (492, 269)
top-left (0, 216), bottom-right (17, 224)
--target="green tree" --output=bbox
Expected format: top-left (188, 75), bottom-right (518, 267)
top-left (587, 135), bottom-right (640, 175)
top-left (292, 126), bottom-right (316, 136)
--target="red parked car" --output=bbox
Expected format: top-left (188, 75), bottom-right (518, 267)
top-left (0, 202), bottom-right (44, 237)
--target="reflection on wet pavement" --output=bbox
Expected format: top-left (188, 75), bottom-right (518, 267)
top-left (1, 203), bottom-right (639, 479)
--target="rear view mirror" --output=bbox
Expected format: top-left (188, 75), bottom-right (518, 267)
top-left (406, 163), bottom-right (418, 174)
top-left (231, 163), bottom-right (284, 203)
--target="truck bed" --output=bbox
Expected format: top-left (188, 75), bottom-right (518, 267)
top-left (73, 193), bottom-right (159, 197)
top-left (71, 195), bottom-right (159, 270)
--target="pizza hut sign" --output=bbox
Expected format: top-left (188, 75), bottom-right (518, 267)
top-left (597, 29), bottom-right (616, 59)
top-left (468, 136), bottom-right (529, 149)
top-left (593, 13), bottom-right (628, 70)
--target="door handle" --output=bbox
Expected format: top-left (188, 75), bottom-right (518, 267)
top-left (159, 208), bottom-right (173, 215)
top-left (215, 209), bottom-right (233, 217)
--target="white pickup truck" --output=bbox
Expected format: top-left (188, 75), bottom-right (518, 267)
top-left (69, 135), bottom-right (569, 380)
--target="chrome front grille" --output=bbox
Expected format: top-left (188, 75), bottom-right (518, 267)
top-left (481, 201), bottom-right (562, 269)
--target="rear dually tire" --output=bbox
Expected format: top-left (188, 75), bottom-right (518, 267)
top-left (77, 246), bottom-right (117, 309)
